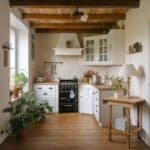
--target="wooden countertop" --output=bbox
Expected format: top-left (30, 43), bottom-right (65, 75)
top-left (80, 82), bottom-right (124, 91)
top-left (34, 82), bottom-right (59, 85)
top-left (103, 96), bottom-right (145, 105)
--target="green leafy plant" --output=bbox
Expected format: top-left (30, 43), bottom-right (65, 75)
top-left (3, 91), bottom-right (53, 136)
top-left (14, 72), bottom-right (27, 90)
top-left (111, 77), bottom-right (123, 90)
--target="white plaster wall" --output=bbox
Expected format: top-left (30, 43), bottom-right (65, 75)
top-left (0, 0), bottom-right (10, 144)
top-left (126, 0), bottom-right (150, 146)
top-left (0, 4), bottom-right (35, 143)
top-left (35, 33), bottom-right (120, 80)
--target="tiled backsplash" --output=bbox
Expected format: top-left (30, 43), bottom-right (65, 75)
top-left (34, 33), bottom-right (121, 80)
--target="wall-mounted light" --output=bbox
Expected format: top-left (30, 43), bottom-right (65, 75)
top-left (2, 41), bottom-right (12, 50)
top-left (2, 41), bottom-right (13, 67)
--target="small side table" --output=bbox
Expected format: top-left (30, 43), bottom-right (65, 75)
top-left (103, 96), bottom-right (145, 148)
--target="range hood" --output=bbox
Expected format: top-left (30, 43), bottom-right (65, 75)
top-left (53, 33), bottom-right (83, 56)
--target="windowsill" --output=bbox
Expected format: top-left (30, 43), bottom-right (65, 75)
top-left (10, 96), bottom-right (21, 103)
top-left (9, 91), bottom-right (30, 103)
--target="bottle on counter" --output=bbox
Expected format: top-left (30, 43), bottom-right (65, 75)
top-left (104, 72), bottom-right (109, 85)
top-left (92, 74), bottom-right (97, 84)
top-left (92, 72), bottom-right (101, 85)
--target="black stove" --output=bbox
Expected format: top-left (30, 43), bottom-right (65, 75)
top-left (59, 79), bottom-right (78, 113)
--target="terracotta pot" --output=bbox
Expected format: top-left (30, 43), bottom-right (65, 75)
top-left (16, 130), bottom-right (26, 140)
top-left (12, 87), bottom-right (20, 98)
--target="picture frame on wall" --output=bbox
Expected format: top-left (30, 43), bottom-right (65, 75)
top-left (128, 42), bottom-right (142, 54)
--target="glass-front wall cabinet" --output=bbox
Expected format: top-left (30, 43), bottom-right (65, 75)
top-left (83, 29), bottom-right (125, 65)
top-left (84, 35), bottom-right (111, 65)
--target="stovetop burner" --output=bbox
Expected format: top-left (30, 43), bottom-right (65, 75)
top-left (59, 79), bottom-right (78, 83)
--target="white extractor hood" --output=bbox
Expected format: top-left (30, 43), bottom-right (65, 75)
top-left (53, 33), bottom-right (83, 56)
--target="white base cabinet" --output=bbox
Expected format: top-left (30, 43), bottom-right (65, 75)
top-left (79, 84), bottom-right (124, 127)
top-left (79, 84), bottom-right (100, 122)
top-left (34, 84), bottom-right (58, 112)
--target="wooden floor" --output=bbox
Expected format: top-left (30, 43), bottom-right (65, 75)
top-left (0, 113), bottom-right (148, 150)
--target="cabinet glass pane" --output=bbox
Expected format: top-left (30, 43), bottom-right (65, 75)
top-left (98, 38), bottom-right (110, 62)
top-left (104, 55), bottom-right (107, 61)
top-left (99, 55), bottom-right (103, 61)
top-left (85, 40), bottom-right (94, 62)
top-left (99, 47), bottom-right (103, 53)
top-left (86, 54), bottom-right (94, 62)
top-left (104, 39), bottom-right (107, 44)
top-left (104, 47), bottom-right (107, 53)
top-left (99, 39), bottom-right (103, 45)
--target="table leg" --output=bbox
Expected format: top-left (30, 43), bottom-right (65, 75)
top-left (109, 105), bottom-right (112, 141)
top-left (127, 108), bottom-right (131, 148)
top-left (123, 107), bottom-right (126, 117)
top-left (137, 104), bottom-right (140, 139)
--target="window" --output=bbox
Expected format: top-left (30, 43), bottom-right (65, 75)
top-left (10, 13), bottom-right (29, 91)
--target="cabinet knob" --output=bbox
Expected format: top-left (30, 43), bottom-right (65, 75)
top-left (43, 93), bottom-right (48, 96)
top-left (49, 87), bottom-right (53, 89)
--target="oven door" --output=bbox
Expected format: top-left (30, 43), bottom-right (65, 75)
top-left (59, 103), bottom-right (78, 113)
top-left (59, 89), bottom-right (77, 103)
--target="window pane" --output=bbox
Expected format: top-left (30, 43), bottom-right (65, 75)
top-left (10, 28), bottom-right (16, 87)
top-left (10, 29), bottom-right (16, 69)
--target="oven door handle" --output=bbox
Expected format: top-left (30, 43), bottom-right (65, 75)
top-left (64, 104), bottom-right (72, 107)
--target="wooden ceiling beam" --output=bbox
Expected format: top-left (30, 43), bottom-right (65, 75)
top-left (10, 0), bottom-right (140, 8)
top-left (35, 28), bottom-right (109, 34)
top-left (31, 23), bottom-right (117, 29)
top-left (22, 13), bottom-right (126, 21)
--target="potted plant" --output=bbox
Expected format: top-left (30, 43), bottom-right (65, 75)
top-left (3, 91), bottom-right (53, 139)
top-left (12, 72), bottom-right (27, 98)
top-left (111, 77), bottom-right (123, 98)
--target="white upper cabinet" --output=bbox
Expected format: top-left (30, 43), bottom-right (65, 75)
top-left (109, 29), bottom-right (125, 65)
top-left (83, 29), bottom-right (125, 65)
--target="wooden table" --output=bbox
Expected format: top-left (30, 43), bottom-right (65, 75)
top-left (103, 96), bottom-right (145, 148)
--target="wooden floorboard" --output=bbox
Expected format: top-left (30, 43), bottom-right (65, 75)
top-left (0, 113), bottom-right (149, 150)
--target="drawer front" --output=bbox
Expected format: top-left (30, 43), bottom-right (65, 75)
top-left (34, 85), bottom-right (56, 98)
top-left (42, 85), bottom-right (56, 92)
top-left (40, 91), bottom-right (55, 98)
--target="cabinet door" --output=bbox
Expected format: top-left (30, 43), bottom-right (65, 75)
top-left (109, 29), bottom-right (125, 65)
top-left (98, 35), bottom-right (112, 64)
top-left (79, 85), bottom-right (93, 114)
top-left (84, 38), bottom-right (95, 62)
